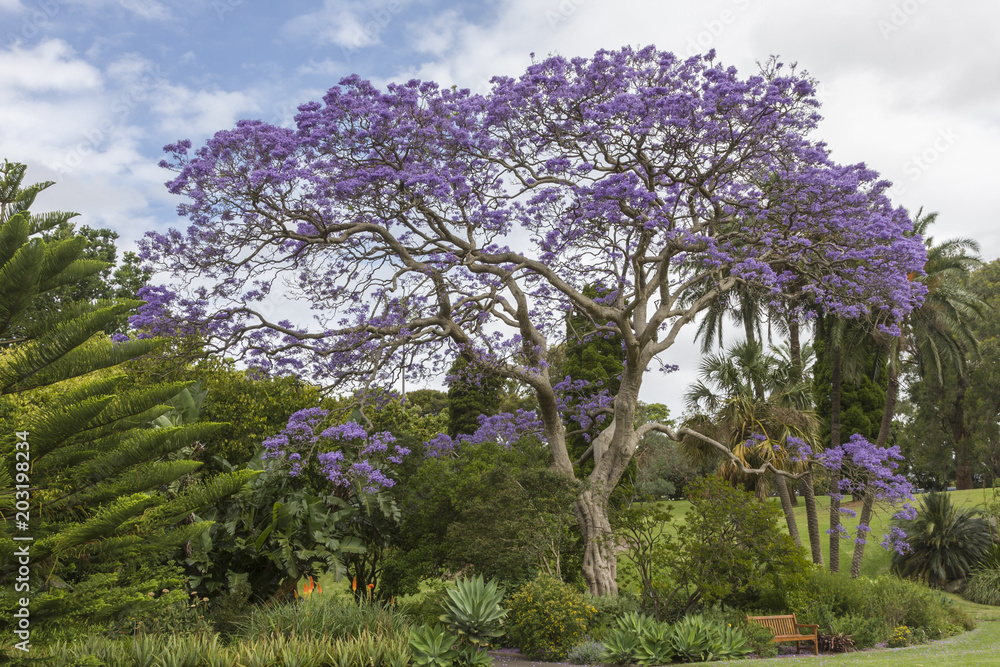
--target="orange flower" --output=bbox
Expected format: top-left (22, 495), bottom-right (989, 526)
top-left (317, 585), bottom-right (322, 594)
top-left (352, 576), bottom-right (357, 592)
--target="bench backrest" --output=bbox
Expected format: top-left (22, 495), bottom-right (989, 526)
top-left (750, 614), bottom-right (800, 636)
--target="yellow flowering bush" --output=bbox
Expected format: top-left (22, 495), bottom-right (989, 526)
top-left (506, 574), bottom-right (597, 660)
top-left (887, 625), bottom-right (912, 648)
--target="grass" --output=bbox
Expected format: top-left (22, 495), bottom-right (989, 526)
top-left (702, 620), bottom-right (1000, 666)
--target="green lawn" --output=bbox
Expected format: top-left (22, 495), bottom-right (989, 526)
top-left (703, 620), bottom-right (1000, 666)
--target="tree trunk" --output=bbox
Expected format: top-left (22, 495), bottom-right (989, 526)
top-left (828, 340), bottom-right (843, 573)
top-left (850, 344), bottom-right (899, 576)
top-left (574, 487), bottom-right (618, 596)
top-left (952, 375), bottom-right (974, 490)
top-left (802, 468), bottom-right (824, 565)
top-left (774, 473), bottom-right (801, 548)
top-left (849, 490), bottom-right (875, 578)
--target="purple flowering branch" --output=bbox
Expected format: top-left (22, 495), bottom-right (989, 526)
top-left (818, 433), bottom-right (915, 555)
top-left (262, 408), bottom-right (410, 493)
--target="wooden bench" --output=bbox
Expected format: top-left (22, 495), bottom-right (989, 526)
top-left (746, 614), bottom-right (819, 655)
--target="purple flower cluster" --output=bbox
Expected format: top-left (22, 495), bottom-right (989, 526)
top-left (262, 408), bottom-right (410, 492)
top-left (819, 433), bottom-right (914, 554)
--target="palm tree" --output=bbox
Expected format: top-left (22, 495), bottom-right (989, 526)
top-left (891, 491), bottom-right (991, 587)
top-left (904, 209), bottom-right (986, 490)
top-left (681, 339), bottom-right (822, 550)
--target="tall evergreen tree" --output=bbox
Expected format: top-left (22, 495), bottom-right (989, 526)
top-left (564, 284), bottom-right (625, 472)
top-left (0, 160), bottom-right (254, 638)
top-left (446, 353), bottom-right (503, 438)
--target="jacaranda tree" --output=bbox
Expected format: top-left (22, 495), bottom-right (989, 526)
top-left (138, 46), bottom-right (927, 595)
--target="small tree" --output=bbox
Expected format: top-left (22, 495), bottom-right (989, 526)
top-left (818, 433), bottom-right (916, 577)
top-left (665, 476), bottom-right (810, 611)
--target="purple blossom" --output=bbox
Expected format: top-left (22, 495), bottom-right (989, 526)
top-left (819, 433), bottom-right (916, 553)
top-left (263, 408), bottom-right (409, 491)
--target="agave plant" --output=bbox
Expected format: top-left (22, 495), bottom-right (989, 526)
top-left (601, 628), bottom-right (639, 665)
top-left (714, 623), bottom-right (754, 660)
top-left (669, 615), bottom-right (717, 663)
top-left (439, 575), bottom-right (507, 648)
top-left (410, 623), bottom-right (460, 667)
top-left (891, 491), bottom-right (992, 587)
top-left (614, 611), bottom-right (658, 637)
top-left (633, 622), bottom-right (675, 667)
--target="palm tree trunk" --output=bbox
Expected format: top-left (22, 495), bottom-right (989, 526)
top-left (952, 374), bottom-right (974, 489)
top-left (774, 472), bottom-right (802, 547)
top-left (829, 341), bottom-right (843, 573)
top-left (850, 345), bottom-right (899, 576)
top-left (803, 467), bottom-right (824, 565)
top-left (849, 488), bottom-right (875, 578)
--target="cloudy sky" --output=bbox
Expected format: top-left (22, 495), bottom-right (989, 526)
top-left (2, 0), bottom-right (997, 416)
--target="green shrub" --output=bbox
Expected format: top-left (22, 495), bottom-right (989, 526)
top-left (567, 637), bottom-right (605, 665)
top-left (400, 579), bottom-right (452, 626)
top-left (506, 574), bottom-right (596, 660)
top-left (791, 569), bottom-right (966, 641)
top-left (827, 614), bottom-right (886, 649)
top-left (867, 575), bottom-right (952, 638)
top-left (583, 591), bottom-right (640, 640)
top-left (964, 567), bottom-right (1000, 606)
top-left (667, 476), bottom-right (812, 610)
top-left (740, 620), bottom-right (779, 658)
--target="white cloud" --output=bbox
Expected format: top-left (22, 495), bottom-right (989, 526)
top-left (70, 0), bottom-right (172, 21)
top-left (282, 0), bottom-right (410, 52)
top-left (0, 0), bottom-right (24, 11)
top-left (0, 39), bottom-right (102, 92)
top-left (149, 84), bottom-right (259, 136)
top-left (405, 8), bottom-right (462, 57)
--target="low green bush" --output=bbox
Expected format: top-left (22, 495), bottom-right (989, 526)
top-left (740, 620), bottom-right (779, 658)
top-left (566, 637), bottom-right (606, 665)
top-left (827, 614), bottom-right (886, 649)
top-left (790, 569), bottom-right (969, 642)
top-left (964, 568), bottom-right (1000, 606)
top-left (399, 579), bottom-right (452, 626)
top-left (506, 573), bottom-right (597, 660)
top-left (583, 590), bottom-right (640, 640)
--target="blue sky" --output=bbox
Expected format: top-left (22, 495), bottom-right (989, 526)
top-left (2, 0), bottom-right (998, 412)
